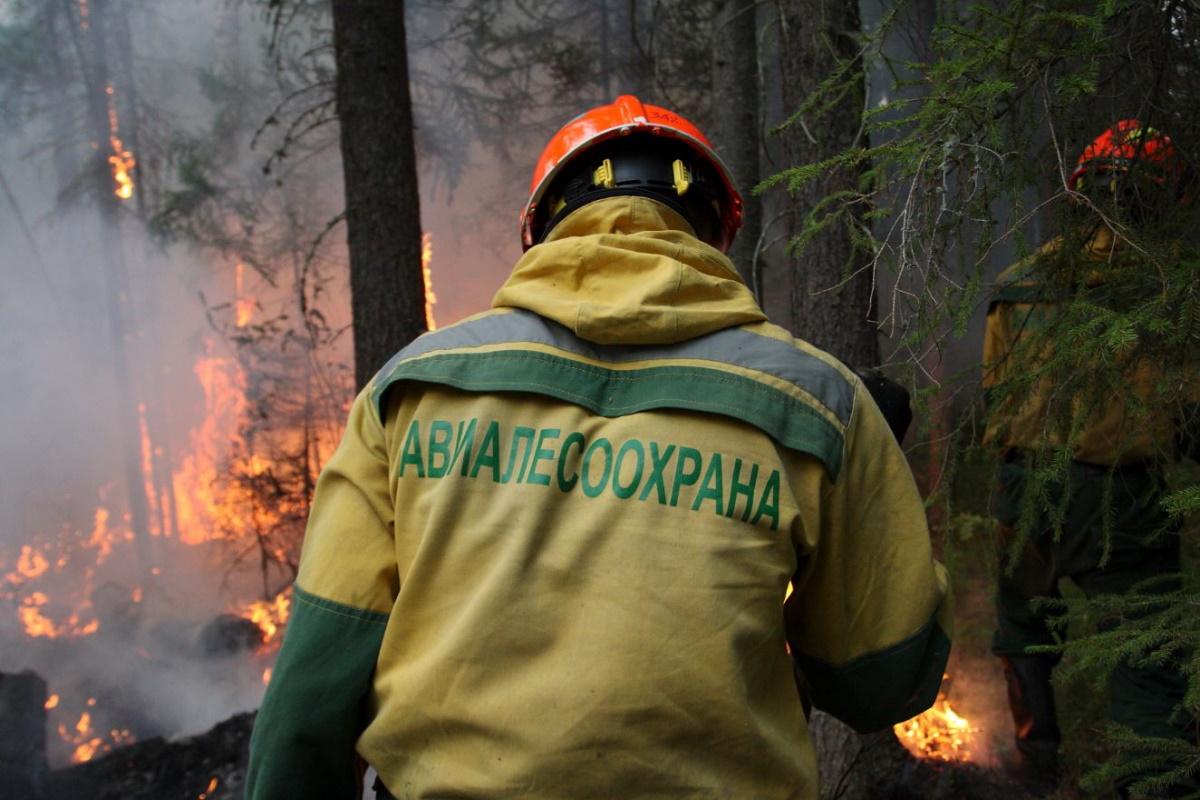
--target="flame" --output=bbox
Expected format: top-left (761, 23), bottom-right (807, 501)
top-left (235, 262), bottom-right (255, 327)
top-left (18, 592), bottom-right (99, 639)
top-left (172, 352), bottom-right (252, 545)
top-left (5, 545), bottom-right (49, 585)
top-left (137, 403), bottom-right (165, 537)
top-left (893, 679), bottom-right (978, 762)
top-left (199, 776), bottom-right (220, 799)
top-left (237, 589), bottom-right (292, 646)
top-left (19, 593), bottom-right (62, 638)
top-left (422, 232), bottom-right (437, 330)
top-left (104, 86), bottom-right (135, 200)
top-left (171, 343), bottom-right (324, 550)
top-left (84, 506), bottom-right (119, 563)
top-left (108, 139), bottom-right (136, 200)
top-left (4, 268), bottom-right (345, 751)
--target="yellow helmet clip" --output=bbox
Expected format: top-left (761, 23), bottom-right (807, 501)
top-left (672, 159), bottom-right (691, 196)
top-left (593, 158), bottom-right (616, 189)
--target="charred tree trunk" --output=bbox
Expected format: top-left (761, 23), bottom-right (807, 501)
top-left (75, 0), bottom-right (154, 572)
top-left (778, 0), bottom-right (878, 368)
top-left (0, 671), bottom-right (47, 799)
top-left (332, 0), bottom-right (426, 391)
top-left (110, 0), bottom-right (178, 543)
top-left (711, 0), bottom-right (762, 291)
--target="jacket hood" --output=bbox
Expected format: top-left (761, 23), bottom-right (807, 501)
top-left (492, 196), bottom-right (766, 345)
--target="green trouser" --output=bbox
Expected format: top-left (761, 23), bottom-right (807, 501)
top-left (991, 452), bottom-right (1191, 781)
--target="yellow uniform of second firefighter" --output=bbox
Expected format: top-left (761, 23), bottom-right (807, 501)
top-left (983, 121), bottom-right (1198, 798)
top-left (246, 97), bottom-right (952, 800)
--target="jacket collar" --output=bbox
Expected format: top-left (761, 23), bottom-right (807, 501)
top-left (492, 196), bottom-right (765, 345)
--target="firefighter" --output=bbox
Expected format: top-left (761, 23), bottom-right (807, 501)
top-left (983, 120), bottom-right (1197, 797)
top-left (245, 95), bottom-right (952, 800)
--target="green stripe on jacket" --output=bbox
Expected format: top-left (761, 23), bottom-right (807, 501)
top-left (246, 586), bottom-right (388, 800)
top-left (375, 349), bottom-right (846, 480)
top-left (793, 619), bottom-right (951, 733)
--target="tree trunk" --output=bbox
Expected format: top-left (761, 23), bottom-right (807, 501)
top-left (711, 0), bottom-right (762, 291)
top-left (332, 0), bottom-right (426, 391)
top-left (79, 0), bottom-right (154, 573)
top-left (774, 0), bottom-right (878, 781)
top-left (778, 0), bottom-right (878, 368)
top-left (611, 1), bottom-right (650, 96)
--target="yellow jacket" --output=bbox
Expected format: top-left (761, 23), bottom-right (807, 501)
top-left (983, 228), bottom-right (1192, 464)
top-left (247, 197), bottom-right (952, 800)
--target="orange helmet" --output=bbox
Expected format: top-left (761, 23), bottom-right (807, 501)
top-left (1069, 120), bottom-right (1182, 192)
top-left (520, 95), bottom-right (743, 252)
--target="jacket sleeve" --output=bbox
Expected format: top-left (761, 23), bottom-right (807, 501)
top-left (981, 301), bottom-right (1013, 405)
top-left (245, 387), bottom-right (398, 800)
top-left (784, 383), bottom-right (952, 733)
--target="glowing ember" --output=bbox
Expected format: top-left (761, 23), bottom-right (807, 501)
top-left (262, 667), bottom-right (272, 685)
top-left (45, 694), bottom-right (60, 710)
top-left (199, 776), bottom-right (220, 799)
top-left (235, 261), bottom-right (255, 327)
top-left (57, 703), bottom-right (135, 764)
top-left (894, 680), bottom-right (978, 762)
top-left (422, 232), bottom-right (437, 330)
top-left (19, 593), bottom-right (61, 638)
top-left (5, 545), bottom-right (49, 585)
top-left (18, 592), bottom-right (99, 639)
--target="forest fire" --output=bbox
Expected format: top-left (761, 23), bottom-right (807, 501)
top-left (0, 290), bottom-right (337, 767)
top-left (422, 232), bottom-right (437, 330)
top-left (893, 680), bottom-right (978, 763)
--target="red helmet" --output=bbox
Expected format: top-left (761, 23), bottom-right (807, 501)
top-left (1069, 120), bottom-right (1181, 192)
top-left (520, 95), bottom-right (743, 252)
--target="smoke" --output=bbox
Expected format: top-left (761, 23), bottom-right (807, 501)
top-left (0, 0), bottom-right (327, 767)
top-left (0, 0), bottom-right (558, 768)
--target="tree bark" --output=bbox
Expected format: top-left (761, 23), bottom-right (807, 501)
top-left (611, 1), bottom-right (651, 96)
top-left (332, 0), bottom-right (426, 391)
top-left (711, 0), bottom-right (762, 291)
top-left (79, 0), bottom-right (154, 572)
top-left (778, 0), bottom-right (878, 368)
